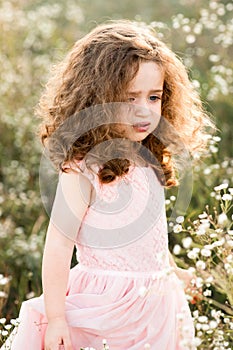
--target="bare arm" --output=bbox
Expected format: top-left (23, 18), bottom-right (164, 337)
top-left (42, 170), bottom-right (92, 350)
top-left (169, 251), bottom-right (195, 291)
top-left (168, 251), bottom-right (178, 271)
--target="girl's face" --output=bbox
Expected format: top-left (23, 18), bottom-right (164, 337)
top-left (120, 61), bottom-right (164, 142)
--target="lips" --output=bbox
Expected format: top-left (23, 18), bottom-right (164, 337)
top-left (133, 122), bottom-right (150, 127)
top-left (132, 122), bottom-right (151, 133)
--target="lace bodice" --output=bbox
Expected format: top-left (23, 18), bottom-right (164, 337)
top-left (63, 160), bottom-right (170, 272)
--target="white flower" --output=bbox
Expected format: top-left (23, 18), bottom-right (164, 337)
top-left (193, 152), bottom-right (200, 160)
top-left (215, 228), bottom-right (223, 233)
top-left (0, 277), bottom-right (10, 286)
top-left (4, 324), bottom-right (13, 330)
top-left (227, 239), bottom-right (233, 248)
top-left (0, 318), bottom-right (6, 324)
top-left (224, 263), bottom-right (233, 274)
top-left (1, 330), bottom-right (8, 336)
top-left (222, 194), bottom-right (232, 201)
top-left (223, 318), bottom-right (230, 324)
top-left (186, 34), bottom-right (196, 44)
top-left (195, 277), bottom-right (203, 288)
top-left (226, 3), bottom-right (233, 10)
top-left (212, 163), bottom-right (220, 169)
top-left (209, 54), bottom-right (220, 62)
top-left (198, 315), bottom-right (208, 323)
top-left (203, 289), bottom-right (212, 297)
top-left (196, 260), bottom-right (206, 270)
top-left (204, 244), bottom-right (213, 250)
top-left (205, 276), bottom-right (214, 283)
top-left (221, 160), bottom-right (229, 168)
top-left (10, 319), bottom-right (20, 326)
top-left (192, 79), bottom-right (200, 88)
top-left (217, 213), bottom-right (228, 226)
top-left (226, 254), bottom-right (233, 262)
top-left (203, 168), bottom-right (211, 175)
top-left (196, 229), bottom-right (205, 236)
top-left (211, 309), bottom-right (222, 318)
top-left (182, 237), bottom-right (193, 249)
top-left (176, 216), bottom-right (184, 223)
top-left (212, 238), bottom-right (225, 247)
top-left (212, 136), bottom-right (221, 142)
top-left (198, 212), bottom-right (208, 219)
top-left (187, 250), bottom-right (199, 260)
top-left (199, 219), bottom-right (210, 226)
top-left (199, 220), bottom-right (210, 232)
top-left (193, 337), bottom-right (202, 346)
top-left (214, 183), bottom-right (228, 191)
top-left (202, 324), bottom-right (209, 331)
top-left (209, 320), bottom-right (218, 329)
top-left (173, 224), bottom-right (183, 233)
top-left (201, 248), bottom-right (211, 257)
top-left (194, 247), bottom-right (200, 253)
top-left (209, 145), bottom-right (218, 153)
top-left (210, 233), bottom-right (217, 238)
top-left (173, 244), bottom-right (181, 255)
top-left (228, 188), bottom-right (233, 195)
top-left (144, 344), bottom-right (151, 349)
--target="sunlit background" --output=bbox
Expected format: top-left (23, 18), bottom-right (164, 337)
top-left (0, 0), bottom-right (233, 348)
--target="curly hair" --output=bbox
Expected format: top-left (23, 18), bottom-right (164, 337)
top-left (36, 20), bottom-right (216, 188)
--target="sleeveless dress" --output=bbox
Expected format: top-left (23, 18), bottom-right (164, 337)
top-left (2, 160), bottom-right (195, 350)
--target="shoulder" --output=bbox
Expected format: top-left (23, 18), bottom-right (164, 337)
top-left (49, 165), bottom-right (92, 243)
top-left (59, 166), bottom-right (92, 190)
top-left (61, 159), bottom-right (92, 179)
top-left (59, 160), bottom-right (93, 205)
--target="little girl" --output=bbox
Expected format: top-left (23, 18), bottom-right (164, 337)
top-left (3, 20), bottom-right (215, 350)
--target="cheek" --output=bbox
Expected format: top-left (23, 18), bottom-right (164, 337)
top-left (154, 101), bottom-right (162, 112)
top-left (152, 112), bottom-right (161, 129)
top-left (150, 103), bottom-right (162, 121)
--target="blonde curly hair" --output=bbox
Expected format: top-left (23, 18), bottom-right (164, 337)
top-left (37, 20), bottom-right (216, 187)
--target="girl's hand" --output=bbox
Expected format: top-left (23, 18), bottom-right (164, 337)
top-left (44, 317), bottom-right (73, 350)
top-left (175, 267), bottom-right (202, 302)
top-left (175, 267), bottom-right (195, 291)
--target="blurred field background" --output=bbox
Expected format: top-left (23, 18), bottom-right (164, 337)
top-left (0, 0), bottom-right (233, 348)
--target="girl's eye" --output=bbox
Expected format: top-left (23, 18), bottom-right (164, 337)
top-left (128, 97), bottom-right (135, 102)
top-left (149, 95), bottom-right (161, 101)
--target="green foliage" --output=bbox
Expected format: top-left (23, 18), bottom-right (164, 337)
top-left (0, 0), bottom-right (232, 348)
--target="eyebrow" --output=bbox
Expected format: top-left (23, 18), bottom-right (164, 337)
top-left (127, 89), bottom-right (163, 95)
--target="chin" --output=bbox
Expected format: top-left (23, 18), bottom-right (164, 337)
top-left (132, 134), bottom-right (148, 142)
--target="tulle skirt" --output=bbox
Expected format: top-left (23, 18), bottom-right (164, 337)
top-left (1, 264), bottom-right (195, 350)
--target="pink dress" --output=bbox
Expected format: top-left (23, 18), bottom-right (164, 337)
top-left (3, 161), bottom-right (195, 350)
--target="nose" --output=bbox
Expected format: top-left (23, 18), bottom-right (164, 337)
top-left (134, 103), bottom-right (151, 119)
